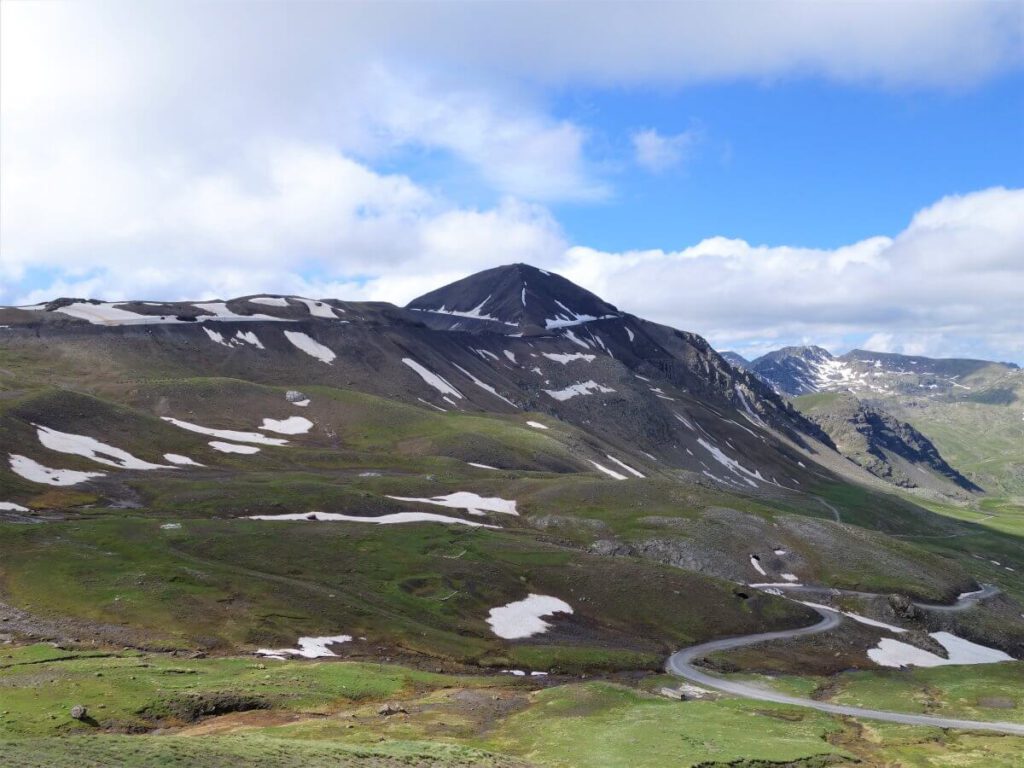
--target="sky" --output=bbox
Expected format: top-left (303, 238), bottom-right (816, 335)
top-left (1, 1), bottom-right (1023, 363)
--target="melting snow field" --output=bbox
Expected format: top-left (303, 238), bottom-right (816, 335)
top-left (9, 454), bottom-right (105, 486)
top-left (163, 453), bottom-right (203, 467)
top-left (162, 417), bottom-right (288, 446)
top-left (402, 358), bottom-right (464, 399)
top-left (42, 302), bottom-right (186, 326)
top-left (451, 363), bottom-right (516, 407)
top-left (294, 297), bottom-right (340, 319)
top-left (248, 511), bottom-right (495, 527)
top-left (798, 601), bottom-right (906, 634)
top-left (542, 352), bottom-right (596, 364)
top-left (868, 632), bottom-right (1013, 668)
top-left (589, 460), bottom-right (628, 480)
top-left (699, 438), bottom-right (764, 488)
top-left (257, 634), bottom-right (353, 660)
top-left (209, 441), bottom-right (261, 454)
top-left (605, 454), bottom-right (644, 478)
top-left (386, 491), bottom-right (518, 517)
top-left (284, 331), bottom-right (336, 364)
top-left (260, 416), bottom-right (313, 435)
top-left (486, 594), bottom-right (574, 639)
top-left (191, 302), bottom-right (280, 322)
top-left (412, 297), bottom-right (515, 326)
top-left (543, 380), bottom-right (615, 401)
top-left (249, 296), bottom-right (290, 307)
top-left (35, 425), bottom-right (171, 469)
top-left (0, 502), bottom-right (30, 512)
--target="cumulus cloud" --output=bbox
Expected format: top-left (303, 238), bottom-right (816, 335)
top-left (632, 129), bottom-right (700, 173)
top-left (2, 2), bottom-right (1023, 362)
top-left (556, 187), bottom-right (1024, 362)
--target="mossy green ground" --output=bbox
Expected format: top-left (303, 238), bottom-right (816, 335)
top-left (3, 646), bottom-right (1023, 767)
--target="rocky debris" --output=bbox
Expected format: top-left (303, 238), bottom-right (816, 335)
top-left (888, 594), bottom-right (921, 620)
top-left (285, 390), bottom-right (308, 403)
top-left (138, 692), bottom-right (270, 724)
top-left (377, 702), bottom-right (407, 716)
top-left (70, 704), bottom-right (87, 720)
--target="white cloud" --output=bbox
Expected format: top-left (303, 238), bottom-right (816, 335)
top-left (2, 3), bottom-right (1022, 362)
top-left (632, 129), bottom-right (699, 173)
top-left (556, 187), bottom-right (1024, 363)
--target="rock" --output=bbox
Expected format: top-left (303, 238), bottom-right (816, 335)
top-left (70, 705), bottom-right (87, 720)
top-left (888, 594), bottom-right (920, 620)
top-left (377, 702), bottom-right (407, 716)
top-left (285, 390), bottom-right (308, 403)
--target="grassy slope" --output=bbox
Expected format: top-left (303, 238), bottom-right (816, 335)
top-left (3, 646), bottom-right (1023, 768)
top-left (0, 516), bottom-right (809, 666)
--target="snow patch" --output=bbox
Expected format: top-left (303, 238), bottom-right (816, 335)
top-left (162, 417), bottom-right (288, 445)
top-left (35, 425), bottom-right (171, 470)
top-left (526, 421), bottom-right (549, 430)
top-left (260, 416), bottom-right (313, 435)
top-left (799, 601), bottom-right (906, 634)
top-left (468, 462), bottom-right (498, 470)
top-left (605, 454), bottom-right (644, 478)
top-left (749, 555), bottom-right (767, 576)
top-left (698, 438), bottom-right (765, 488)
top-left (249, 511), bottom-right (495, 527)
top-left (249, 296), bottom-right (289, 307)
top-left (8, 454), bottom-right (105, 485)
top-left (0, 501), bottom-right (30, 512)
top-left (386, 491), bottom-right (518, 517)
top-left (542, 352), bottom-right (596, 365)
top-left (209, 441), bottom-right (261, 454)
top-left (503, 350), bottom-right (517, 364)
top-left (452, 363), bottom-right (517, 407)
top-left (403, 358), bottom-right (464, 399)
top-left (284, 331), bottom-right (336, 364)
top-left (486, 594), bottom-right (574, 639)
top-left (412, 296), bottom-right (515, 326)
top-left (869, 632), bottom-right (1012, 668)
top-left (257, 635), bottom-right (352, 659)
top-left (543, 380), bottom-right (615, 401)
top-left (589, 460), bottom-right (628, 480)
top-left (53, 302), bottom-right (187, 325)
top-left (293, 297), bottom-right (339, 318)
top-left (163, 453), bottom-right (203, 467)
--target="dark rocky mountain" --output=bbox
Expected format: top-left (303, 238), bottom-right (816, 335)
top-left (719, 351), bottom-right (750, 370)
top-left (406, 263), bottom-right (620, 334)
top-left (793, 392), bottom-right (982, 495)
top-left (744, 344), bottom-right (1022, 497)
top-left (2, 264), bottom-right (839, 497)
top-left (748, 345), bottom-right (839, 396)
top-left (749, 345), bottom-right (1019, 399)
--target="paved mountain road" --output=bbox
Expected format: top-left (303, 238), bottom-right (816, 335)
top-left (666, 586), bottom-right (1024, 735)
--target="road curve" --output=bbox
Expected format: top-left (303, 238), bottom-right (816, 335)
top-left (757, 583), bottom-right (1000, 613)
top-left (666, 597), bottom-right (1024, 735)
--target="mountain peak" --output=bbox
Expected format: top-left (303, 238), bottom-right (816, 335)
top-left (406, 263), bottom-right (620, 332)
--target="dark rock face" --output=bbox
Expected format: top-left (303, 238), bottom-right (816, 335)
top-left (749, 345), bottom-right (836, 396)
top-left (802, 393), bottom-right (982, 492)
top-left (719, 351), bottom-right (750, 371)
top-left (407, 263), bottom-right (620, 333)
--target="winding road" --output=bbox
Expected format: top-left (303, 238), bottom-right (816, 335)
top-left (666, 585), bottom-right (1024, 735)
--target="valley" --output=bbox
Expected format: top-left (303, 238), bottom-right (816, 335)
top-left (1, 265), bottom-right (1022, 767)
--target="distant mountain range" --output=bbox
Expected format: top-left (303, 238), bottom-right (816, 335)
top-left (732, 345), bottom-right (1022, 498)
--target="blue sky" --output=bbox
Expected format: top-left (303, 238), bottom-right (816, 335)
top-left (2, 1), bottom-right (1023, 362)
top-left (554, 75), bottom-right (1024, 251)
